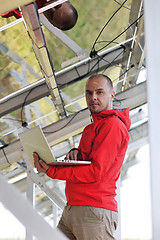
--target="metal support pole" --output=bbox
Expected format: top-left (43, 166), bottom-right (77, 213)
top-left (114, 177), bottom-right (121, 240)
top-left (0, 174), bottom-right (69, 240)
top-left (26, 174), bottom-right (35, 240)
top-left (144, 0), bottom-right (160, 239)
top-left (26, 167), bottom-right (66, 210)
top-left (53, 203), bottom-right (59, 228)
top-left (22, 152), bottom-right (65, 210)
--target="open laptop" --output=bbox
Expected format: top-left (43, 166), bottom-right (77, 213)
top-left (19, 126), bottom-right (91, 167)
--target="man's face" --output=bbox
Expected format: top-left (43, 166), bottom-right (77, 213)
top-left (85, 76), bottom-right (115, 114)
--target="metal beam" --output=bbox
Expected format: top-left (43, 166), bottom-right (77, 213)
top-left (124, 17), bottom-right (145, 88)
top-left (115, 81), bottom-right (147, 109)
top-left (0, 108), bottom-right (90, 169)
top-left (40, 14), bottom-right (84, 56)
top-left (0, 38), bottom-right (134, 117)
top-left (0, 174), bottom-right (68, 240)
top-left (117, 0), bottom-right (144, 92)
top-left (0, 82), bottom-right (147, 170)
top-left (144, 0), bottom-right (160, 238)
top-left (40, 14), bottom-right (89, 68)
top-left (26, 173), bottom-right (35, 240)
top-left (21, 2), bottom-right (66, 118)
top-left (0, 0), bottom-right (68, 32)
top-left (27, 167), bottom-right (66, 210)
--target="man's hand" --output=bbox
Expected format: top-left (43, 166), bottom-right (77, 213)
top-left (33, 152), bottom-right (49, 173)
top-left (65, 148), bottom-right (82, 160)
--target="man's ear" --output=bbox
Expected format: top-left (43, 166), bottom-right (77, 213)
top-left (111, 90), bottom-right (115, 100)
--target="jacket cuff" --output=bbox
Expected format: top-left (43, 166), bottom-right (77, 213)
top-left (46, 165), bottom-right (56, 178)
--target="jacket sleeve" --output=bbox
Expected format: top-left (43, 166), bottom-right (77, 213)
top-left (46, 118), bottom-right (128, 183)
top-left (0, 10), bottom-right (21, 19)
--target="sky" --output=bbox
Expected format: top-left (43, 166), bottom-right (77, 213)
top-left (0, 144), bottom-right (152, 239)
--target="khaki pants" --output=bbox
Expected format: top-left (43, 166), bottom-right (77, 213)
top-left (57, 206), bottom-right (118, 240)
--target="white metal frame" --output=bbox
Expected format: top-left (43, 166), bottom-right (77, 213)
top-left (26, 175), bottom-right (35, 240)
top-left (0, 173), bottom-right (68, 240)
top-left (144, 0), bottom-right (160, 239)
top-left (0, 38), bottom-right (134, 117)
top-left (24, 153), bottom-right (66, 210)
top-left (0, 0), bottom-right (151, 239)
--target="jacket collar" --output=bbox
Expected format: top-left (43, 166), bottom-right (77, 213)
top-left (91, 108), bottom-right (131, 131)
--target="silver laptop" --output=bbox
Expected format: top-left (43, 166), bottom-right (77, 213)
top-left (19, 126), bottom-right (91, 167)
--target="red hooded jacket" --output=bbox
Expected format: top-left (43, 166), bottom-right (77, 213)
top-left (47, 108), bottom-right (131, 212)
top-left (0, 0), bottom-right (46, 19)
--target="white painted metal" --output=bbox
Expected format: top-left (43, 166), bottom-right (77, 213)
top-left (121, 0), bottom-right (144, 90)
top-left (0, 1), bottom-right (149, 238)
top-left (26, 175), bottom-right (35, 240)
top-left (26, 167), bottom-right (66, 210)
top-left (144, 0), bottom-right (160, 239)
top-left (114, 177), bottom-right (121, 240)
top-left (40, 14), bottom-right (83, 55)
top-left (115, 81), bottom-right (147, 109)
top-left (0, 18), bottom-right (23, 32)
top-left (20, 152), bottom-right (65, 211)
top-left (0, 174), bottom-right (69, 240)
top-left (0, 0), bottom-right (68, 32)
top-left (21, 3), bottom-right (66, 118)
top-left (38, 0), bottom-right (68, 14)
top-left (127, 135), bottom-right (148, 154)
top-left (40, 13), bottom-right (89, 67)
top-left (0, 83), bottom-right (147, 169)
top-left (53, 204), bottom-right (59, 228)
top-left (0, 38), bottom-right (134, 117)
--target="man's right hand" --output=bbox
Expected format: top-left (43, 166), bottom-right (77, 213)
top-left (65, 148), bottom-right (82, 161)
top-left (33, 152), bottom-right (49, 173)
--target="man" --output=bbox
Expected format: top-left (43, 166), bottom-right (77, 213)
top-left (33, 74), bottom-right (131, 240)
top-left (0, 0), bottom-right (78, 31)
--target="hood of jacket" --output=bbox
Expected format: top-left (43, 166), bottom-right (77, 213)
top-left (91, 108), bottom-right (131, 131)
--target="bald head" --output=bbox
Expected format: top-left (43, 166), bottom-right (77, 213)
top-left (87, 74), bottom-right (113, 92)
top-left (44, 1), bottom-right (78, 31)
